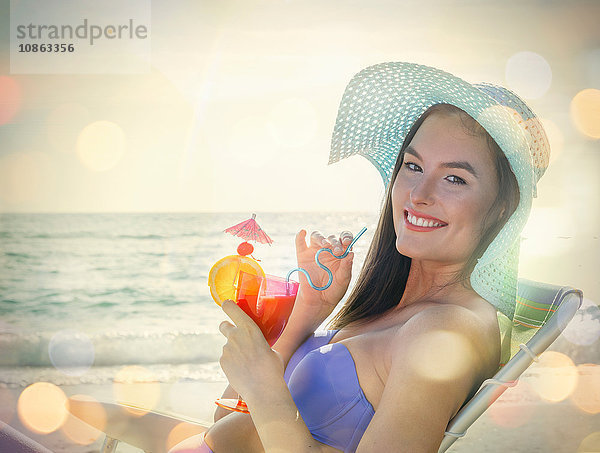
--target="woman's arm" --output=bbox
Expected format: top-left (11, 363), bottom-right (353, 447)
top-left (356, 304), bottom-right (499, 453)
top-left (214, 229), bottom-right (354, 422)
top-left (215, 299), bottom-right (341, 452)
top-left (214, 288), bottom-right (321, 422)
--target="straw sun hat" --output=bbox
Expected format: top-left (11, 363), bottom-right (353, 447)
top-left (328, 61), bottom-right (551, 319)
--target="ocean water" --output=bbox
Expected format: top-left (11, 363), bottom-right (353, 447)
top-left (0, 212), bottom-right (377, 388)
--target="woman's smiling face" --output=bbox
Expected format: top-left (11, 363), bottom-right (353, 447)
top-left (392, 111), bottom-right (500, 267)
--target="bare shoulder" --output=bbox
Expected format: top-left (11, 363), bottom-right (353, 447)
top-left (390, 300), bottom-right (501, 381)
top-left (356, 301), bottom-right (501, 452)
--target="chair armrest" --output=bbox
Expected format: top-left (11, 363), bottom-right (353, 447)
top-left (67, 396), bottom-right (210, 453)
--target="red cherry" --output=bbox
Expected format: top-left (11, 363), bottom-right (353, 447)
top-left (237, 242), bottom-right (254, 256)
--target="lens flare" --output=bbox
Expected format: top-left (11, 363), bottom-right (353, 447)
top-left (17, 382), bottom-right (68, 434)
top-left (0, 76), bottom-right (21, 125)
top-left (267, 98), bottom-right (318, 148)
top-left (166, 422), bottom-right (207, 452)
top-left (407, 330), bottom-right (474, 381)
top-left (571, 364), bottom-right (600, 415)
top-left (570, 88), bottom-right (600, 139)
top-left (113, 365), bottom-right (160, 417)
top-left (48, 329), bottom-right (95, 376)
top-left (76, 120), bottom-right (126, 171)
top-left (505, 51), bottom-right (552, 99)
top-left (531, 351), bottom-right (578, 402)
top-left (62, 394), bottom-right (106, 445)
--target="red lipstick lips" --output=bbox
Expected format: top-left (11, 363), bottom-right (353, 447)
top-left (404, 208), bottom-right (448, 232)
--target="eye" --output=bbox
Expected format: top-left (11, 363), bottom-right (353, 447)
top-left (446, 175), bottom-right (467, 185)
top-left (403, 161), bottom-right (422, 172)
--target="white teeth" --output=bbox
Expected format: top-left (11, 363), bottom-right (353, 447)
top-left (407, 213), bottom-right (443, 228)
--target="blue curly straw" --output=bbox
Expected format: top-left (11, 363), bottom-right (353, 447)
top-left (286, 227), bottom-right (367, 290)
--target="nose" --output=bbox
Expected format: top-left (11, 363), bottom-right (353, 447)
top-left (409, 176), bottom-right (436, 206)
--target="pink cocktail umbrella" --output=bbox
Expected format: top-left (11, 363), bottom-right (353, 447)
top-left (224, 213), bottom-right (273, 257)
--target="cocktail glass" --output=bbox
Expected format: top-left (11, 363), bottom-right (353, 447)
top-left (215, 271), bottom-right (299, 413)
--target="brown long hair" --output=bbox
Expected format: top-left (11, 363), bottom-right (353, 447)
top-left (330, 104), bottom-right (520, 329)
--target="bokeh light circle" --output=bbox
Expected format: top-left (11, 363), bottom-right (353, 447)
top-left (578, 431), bottom-right (600, 452)
top-left (267, 98), bottom-right (318, 148)
top-left (48, 329), bottom-right (95, 376)
top-left (17, 382), bottom-right (68, 434)
top-left (531, 351), bottom-right (578, 402)
top-left (407, 330), bottom-right (473, 381)
top-left (571, 364), bottom-right (600, 415)
top-left (62, 394), bottom-right (106, 445)
top-left (76, 120), bottom-right (126, 171)
top-left (505, 51), bottom-right (552, 99)
top-left (570, 88), bottom-right (600, 139)
top-left (0, 76), bottom-right (21, 124)
top-left (113, 365), bottom-right (160, 417)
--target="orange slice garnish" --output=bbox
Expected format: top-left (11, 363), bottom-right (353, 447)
top-left (207, 255), bottom-right (265, 306)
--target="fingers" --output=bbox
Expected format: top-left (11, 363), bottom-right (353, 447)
top-left (298, 229), bottom-right (355, 262)
top-left (310, 230), bottom-right (329, 248)
top-left (221, 299), bottom-right (252, 327)
top-left (295, 229), bottom-right (308, 253)
top-left (219, 319), bottom-right (236, 338)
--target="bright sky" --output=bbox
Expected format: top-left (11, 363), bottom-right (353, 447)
top-left (0, 0), bottom-right (598, 217)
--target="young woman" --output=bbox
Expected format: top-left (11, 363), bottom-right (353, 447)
top-left (171, 61), bottom-right (550, 453)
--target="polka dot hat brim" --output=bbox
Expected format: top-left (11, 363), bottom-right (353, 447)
top-left (328, 62), bottom-right (550, 320)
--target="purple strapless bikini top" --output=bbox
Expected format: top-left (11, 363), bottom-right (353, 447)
top-left (284, 330), bottom-right (375, 453)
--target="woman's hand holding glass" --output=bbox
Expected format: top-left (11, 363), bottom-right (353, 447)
top-left (292, 229), bottom-right (355, 325)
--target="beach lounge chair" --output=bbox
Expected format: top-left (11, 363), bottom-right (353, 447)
top-left (67, 278), bottom-right (583, 453)
top-left (0, 421), bottom-right (53, 453)
top-left (439, 279), bottom-right (583, 452)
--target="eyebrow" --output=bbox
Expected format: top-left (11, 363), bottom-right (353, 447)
top-left (404, 145), bottom-right (479, 179)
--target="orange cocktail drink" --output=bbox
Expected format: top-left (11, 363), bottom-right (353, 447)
top-left (235, 271), bottom-right (299, 346)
